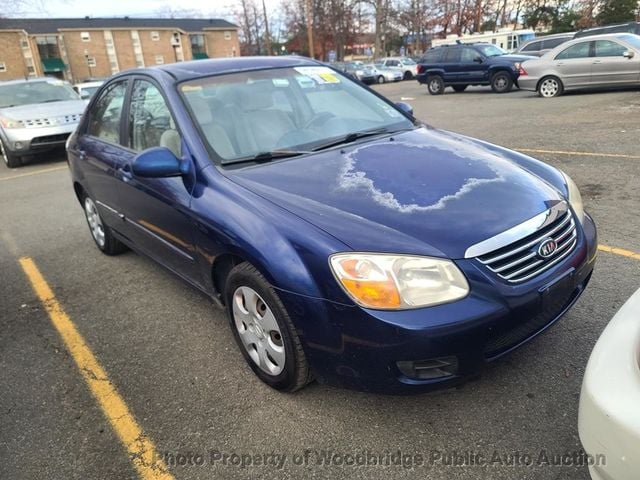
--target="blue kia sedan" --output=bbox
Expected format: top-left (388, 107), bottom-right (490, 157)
top-left (66, 56), bottom-right (597, 394)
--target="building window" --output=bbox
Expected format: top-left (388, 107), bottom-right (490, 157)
top-left (136, 60), bottom-right (145, 68)
top-left (224, 31), bottom-right (231, 40)
top-left (151, 31), bottom-right (160, 41)
top-left (35, 36), bottom-right (61, 60)
top-left (87, 57), bottom-right (96, 67)
top-left (81, 31), bottom-right (91, 42)
top-left (190, 34), bottom-right (206, 56)
top-left (0, 62), bottom-right (6, 72)
top-left (21, 39), bottom-right (29, 49)
top-left (155, 55), bottom-right (164, 65)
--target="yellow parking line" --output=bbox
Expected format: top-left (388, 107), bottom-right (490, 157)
top-left (0, 165), bottom-right (68, 181)
top-left (18, 257), bottom-right (174, 480)
top-left (517, 148), bottom-right (640, 160)
top-left (598, 244), bottom-right (640, 261)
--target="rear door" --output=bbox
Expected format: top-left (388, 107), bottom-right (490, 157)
top-left (116, 78), bottom-right (203, 286)
top-left (553, 41), bottom-right (593, 87)
top-left (441, 47), bottom-right (462, 82)
top-left (76, 80), bottom-right (130, 230)
top-left (591, 39), bottom-right (640, 86)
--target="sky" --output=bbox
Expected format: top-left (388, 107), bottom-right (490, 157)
top-left (19, 0), bottom-right (281, 20)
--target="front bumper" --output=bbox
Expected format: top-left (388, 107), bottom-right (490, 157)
top-left (279, 213), bottom-right (597, 394)
top-left (578, 287), bottom-right (640, 480)
top-left (2, 123), bottom-right (78, 156)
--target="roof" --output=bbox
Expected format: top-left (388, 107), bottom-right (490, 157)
top-left (157, 56), bottom-right (319, 81)
top-left (0, 17), bottom-right (238, 34)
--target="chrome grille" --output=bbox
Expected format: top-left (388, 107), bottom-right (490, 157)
top-left (477, 209), bottom-right (577, 283)
top-left (22, 114), bottom-right (81, 128)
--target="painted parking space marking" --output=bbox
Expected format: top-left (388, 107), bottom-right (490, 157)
top-left (18, 257), bottom-right (175, 480)
top-left (517, 148), bottom-right (640, 160)
top-left (0, 165), bottom-right (68, 181)
top-left (598, 244), bottom-right (640, 261)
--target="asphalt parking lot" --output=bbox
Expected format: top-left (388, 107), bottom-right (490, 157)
top-left (1, 81), bottom-right (639, 480)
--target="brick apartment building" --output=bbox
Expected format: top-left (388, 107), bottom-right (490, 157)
top-left (0, 17), bottom-right (240, 83)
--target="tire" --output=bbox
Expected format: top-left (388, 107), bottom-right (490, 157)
top-left (377, 75), bottom-right (385, 84)
top-left (81, 193), bottom-right (128, 255)
top-left (452, 85), bottom-right (468, 93)
top-left (225, 262), bottom-right (312, 392)
top-left (1, 139), bottom-right (22, 168)
top-left (538, 76), bottom-right (563, 98)
top-left (403, 71), bottom-right (413, 80)
top-left (491, 71), bottom-right (513, 93)
top-left (427, 75), bottom-right (445, 95)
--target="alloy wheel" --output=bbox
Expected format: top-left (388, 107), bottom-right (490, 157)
top-left (232, 286), bottom-right (285, 376)
top-left (84, 197), bottom-right (106, 248)
top-left (540, 78), bottom-right (559, 98)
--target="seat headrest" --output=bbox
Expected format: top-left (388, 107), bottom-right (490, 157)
top-left (240, 81), bottom-right (275, 111)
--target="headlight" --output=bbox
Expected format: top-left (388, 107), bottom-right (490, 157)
top-left (329, 253), bottom-right (469, 310)
top-left (560, 171), bottom-right (584, 224)
top-left (0, 117), bottom-right (24, 129)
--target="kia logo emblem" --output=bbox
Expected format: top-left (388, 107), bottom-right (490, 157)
top-left (537, 238), bottom-right (557, 259)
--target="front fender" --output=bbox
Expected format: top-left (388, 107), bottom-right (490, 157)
top-left (190, 166), bottom-right (354, 305)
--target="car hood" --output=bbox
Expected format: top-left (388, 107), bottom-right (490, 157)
top-left (229, 127), bottom-right (563, 259)
top-left (0, 100), bottom-right (86, 121)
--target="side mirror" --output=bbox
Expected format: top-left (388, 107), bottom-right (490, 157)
top-left (395, 101), bottom-right (413, 116)
top-left (132, 147), bottom-right (186, 178)
top-left (623, 50), bottom-right (634, 59)
top-left (474, 56), bottom-right (484, 63)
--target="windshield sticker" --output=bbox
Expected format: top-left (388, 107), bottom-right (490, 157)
top-left (293, 66), bottom-right (340, 84)
top-left (181, 85), bottom-right (203, 92)
top-left (379, 103), bottom-right (402, 118)
top-left (272, 78), bottom-right (290, 87)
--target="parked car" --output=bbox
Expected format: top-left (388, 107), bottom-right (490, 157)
top-left (416, 43), bottom-right (535, 94)
top-left (515, 32), bottom-right (574, 57)
top-left (575, 21), bottom-right (640, 38)
top-left (380, 56), bottom-right (419, 79)
top-left (518, 33), bottom-right (640, 98)
top-left (334, 61), bottom-right (376, 84)
top-left (0, 78), bottom-right (86, 168)
top-left (364, 63), bottom-right (403, 83)
top-left (67, 56), bottom-right (596, 394)
top-left (73, 80), bottom-right (104, 100)
top-left (579, 287), bottom-right (640, 480)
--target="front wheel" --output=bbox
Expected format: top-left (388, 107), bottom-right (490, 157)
top-left (1, 140), bottom-right (21, 168)
top-left (225, 262), bottom-right (312, 392)
top-left (491, 72), bottom-right (513, 93)
top-left (427, 75), bottom-right (444, 95)
top-left (403, 71), bottom-right (413, 80)
top-left (538, 76), bottom-right (563, 98)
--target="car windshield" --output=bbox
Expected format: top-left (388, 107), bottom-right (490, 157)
top-left (180, 66), bottom-right (414, 165)
top-left (475, 45), bottom-right (507, 57)
top-left (620, 34), bottom-right (640, 49)
top-left (0, 80), bottom-right (79, 108)
top-left (81, 86), bottom-right (101, 96)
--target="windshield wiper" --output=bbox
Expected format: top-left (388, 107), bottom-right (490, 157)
top-left (40, 99), bottom-right (66, 103)
top-left (223, 149), bottom-right (311, 166)
top-left (312, 127), bottom-right (415, 152)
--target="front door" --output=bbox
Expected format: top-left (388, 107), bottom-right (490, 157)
top-left (591, 39), bottom-right (640, 86)
top-left (116, 78), bottom-right (203, 287)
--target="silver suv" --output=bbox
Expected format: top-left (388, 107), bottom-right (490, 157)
top-left (0, 78), bottom-right (87, 168)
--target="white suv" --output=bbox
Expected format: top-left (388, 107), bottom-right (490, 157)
top-left (380, 57), bottom-right (419, 80)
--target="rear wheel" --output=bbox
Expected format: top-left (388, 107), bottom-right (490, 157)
top-left (377, 75), bottom-right (385, 84)
top-left (538, 76), bottom-right (563, 98)
top-left (452, 85), bottom-right (468, 93)
top-left (82, 194), bottom-right (128, 255)
top-left (1, 140), bottom-right (21, 168)
top-left (427, 75), bottom-right (444, 95)
top-left (491, 71), bottom-right (513, 93)
top-left (225, 262), bottom-right (312, 392)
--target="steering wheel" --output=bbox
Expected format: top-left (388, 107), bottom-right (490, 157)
top-left (303, 112), bottom-right (335, 129)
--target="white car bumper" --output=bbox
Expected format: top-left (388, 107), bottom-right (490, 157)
top-left (578, 288), bottom-right (640, 480)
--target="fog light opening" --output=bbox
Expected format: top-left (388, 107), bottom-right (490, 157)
top-left (397, 356), bottom-right (458, 380)
top-left (13, 141), bottom-right (24, 150)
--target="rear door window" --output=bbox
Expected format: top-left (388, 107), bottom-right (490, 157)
top-left (443, 48), bottom-right (461, 63)
top-left (522, 41), bottom-right (541, 52)
top-left (542, 37), bottom-right (568, 50)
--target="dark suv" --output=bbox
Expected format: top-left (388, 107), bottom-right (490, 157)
top-left (416, 43), bottom-right (535, 94)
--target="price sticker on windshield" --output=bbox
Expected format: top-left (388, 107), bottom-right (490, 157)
top-left (293, 66), bottom-right (340, 84)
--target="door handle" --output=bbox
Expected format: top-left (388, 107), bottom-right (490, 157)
top-left (592, 60), bottom-right (602, 64)
top-left (78, 149), bottom-right (87, 160)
